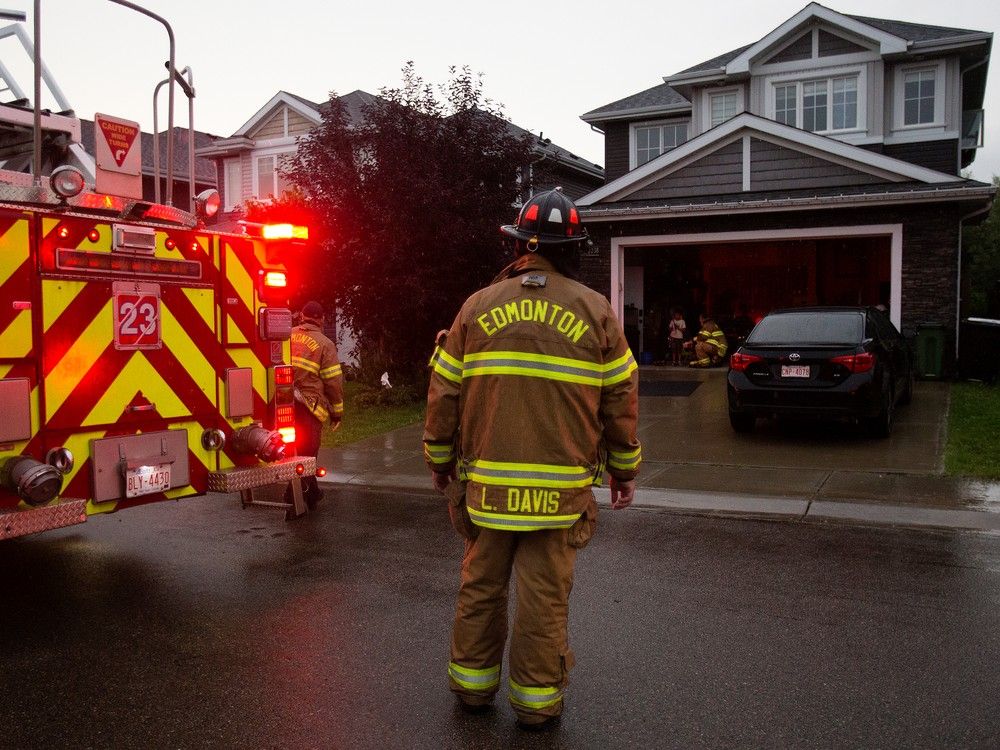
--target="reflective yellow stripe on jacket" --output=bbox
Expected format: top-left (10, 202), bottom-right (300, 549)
top-left (608, 445), bottom-right (641, 472)
top-left (432, 348), bottom-right (463, 384)
top-left (467, 505), bottom-right (581, 531)
top-left (292, 355), bottom-right (319, 374)
top-left (424, 442), bottom-right (455, 466)
top-left (463, 459), bottom-right (594, 488)
top-left (461, 351), bottom-right (636, 387)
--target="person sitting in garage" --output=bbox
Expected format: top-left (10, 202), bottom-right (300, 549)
top-left (686, 313), bottom-right (728, 367)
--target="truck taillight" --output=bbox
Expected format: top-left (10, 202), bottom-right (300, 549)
top-left (274, 365), bottom-right (294, 386)
top-left (263, 271), bottom-right (286, 288)
top-left (262, 224), bottom-right (309, 240)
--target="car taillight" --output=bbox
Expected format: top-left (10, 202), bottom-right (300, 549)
top-left (831, 352), bottom-right (876, 373)
top-left (729, 351), bottom-right (764, 372)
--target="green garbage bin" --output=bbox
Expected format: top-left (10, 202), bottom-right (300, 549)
top-left (914, 324), bottom-right (946, 379)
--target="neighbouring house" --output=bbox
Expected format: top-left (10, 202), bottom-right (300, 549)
top-left (577, 1), bottom-right (995, 367)
top-left (195, 89), bottom-right (605, 362)
top-left (195, 89), bottom-right (603, 222)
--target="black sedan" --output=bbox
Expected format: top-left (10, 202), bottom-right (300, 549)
top-left (727, 307), bottom-right (914, 437)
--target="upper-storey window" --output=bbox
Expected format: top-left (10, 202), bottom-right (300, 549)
top-left (903, 69), bottom-right (936, 125)
top-left (253, 151), bottom-right (293, 200)
top-left (768, 70), bottom-right (863, 133)
top-left (633, 121), bottom-right (688, 167)
top-left (711, 92), bottom-right (738, 126)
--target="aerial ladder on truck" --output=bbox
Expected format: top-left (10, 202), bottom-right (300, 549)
top-left (0, 1), bottom-right (322, 541)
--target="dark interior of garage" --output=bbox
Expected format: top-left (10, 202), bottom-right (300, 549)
top-left (623, 236), bottom-right (890, 362)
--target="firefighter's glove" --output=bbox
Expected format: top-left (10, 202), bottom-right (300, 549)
top-left (610, 477), bottom-right (635, 510)
top-left (443, 480), bottom-right (478, 541)
top-left (432, 468), bottom-right (456, 494)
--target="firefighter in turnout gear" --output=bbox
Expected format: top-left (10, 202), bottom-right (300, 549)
top-left (290, 301), bottom-right (344, 508)
top-left (424, 188), bottom-right (641, 730)
top-left (687, 313), bottom-right (728, 367)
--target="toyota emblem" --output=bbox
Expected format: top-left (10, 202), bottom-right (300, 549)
top-left (788, 353), bottom-right (801, 362)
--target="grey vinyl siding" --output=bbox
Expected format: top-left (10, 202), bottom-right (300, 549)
top-left (604, 121), bottom-right (630, 182)
top-left (765, 32), bottom-right (812, 64)
top-left (536, 165), bottom-right (602, 201)
top-left (630, 141), bottom-right (742, 200)
top-left (251, 108), bottom-right (286, 139)
top-left (869, 61), bottom-right (884, 137)
top-left (750, 138), bottom-right (883, 191)
top-left (883, 139), bottom-right (958, 175)
top-left (287, 109), bottom-right (315, 136)
top-left (818, 29), bottom-right (866, 57)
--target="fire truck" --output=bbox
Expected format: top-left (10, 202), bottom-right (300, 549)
top-left (0, 2), bottom-right (317, 540)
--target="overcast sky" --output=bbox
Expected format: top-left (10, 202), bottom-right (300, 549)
top-left (5, 0), bottom-right (1000, 181)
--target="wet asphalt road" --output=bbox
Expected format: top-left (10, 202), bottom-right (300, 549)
top-left (3, 490), bottom-right (1000, 750)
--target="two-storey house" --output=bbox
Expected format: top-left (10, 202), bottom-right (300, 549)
top-left (577, 2), bottom-right (994, 363)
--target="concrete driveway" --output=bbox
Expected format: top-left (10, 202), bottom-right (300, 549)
top-left (638, 367), bottom-right (948, 474)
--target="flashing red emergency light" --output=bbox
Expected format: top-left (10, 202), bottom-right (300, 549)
top-left (274, 365), bottom-right (294, 386)
top-left (263, 271), bottom-right (287, 288)
top-left (262, 223), bottom-right (309, 241)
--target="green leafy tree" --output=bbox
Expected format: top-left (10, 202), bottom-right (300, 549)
top-left (963, 175), bottom-right (1000, 318)
top-left (282, 64), bottom-right (533, 382)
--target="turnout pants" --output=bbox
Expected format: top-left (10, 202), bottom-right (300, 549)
top-left (294, 402), bottom-right (324, 504)
top-left (449, 527), bottom-right (577, 722)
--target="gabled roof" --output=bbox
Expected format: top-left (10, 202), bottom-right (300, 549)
top-left (581, 82), bottom-right (690, 124)
top-left (233, 90), bottom-right (323, 137)
top-left (578, 112), bottom-right (967, 207)
top-left (667, 2), bottom-right (989, 83)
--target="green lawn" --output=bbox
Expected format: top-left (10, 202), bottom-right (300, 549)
top-left (319, 381), bottom-right (426, 447)
top-left (946, 382), bottom-right (1000, 480)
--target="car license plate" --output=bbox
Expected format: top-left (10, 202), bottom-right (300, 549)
top-left (781, 365), bottom-right (810, 378)
top-left (125, 463), bottom-right (172, 498)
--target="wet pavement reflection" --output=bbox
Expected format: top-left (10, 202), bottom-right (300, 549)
top-left (2, 489), bottom-right (1000, 748)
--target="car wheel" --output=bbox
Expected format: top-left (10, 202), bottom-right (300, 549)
top-left (866, 382), bottom-right (894, 438)
top-left (729, 411), bottom-right (755, 433)
top-left (899, 369), bottom-right (914, 406)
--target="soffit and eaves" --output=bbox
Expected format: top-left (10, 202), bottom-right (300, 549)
top-left (576, 112), bottom-right (993, 212)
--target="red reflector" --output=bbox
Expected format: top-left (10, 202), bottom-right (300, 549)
top-left (729, 352), bottom-right (764, 372)
top-left (165, 238), bottom-right (176, 250)
top-left (523, 204), bottom-right (539, 221)
top-left (262, 224), bottom-right (309, 240)
top-left (55, 248), bottom-right (201, 279)
top-left (316, 467), bottom-right (327, 478)
top-left (274, 365), bottom-right (294, 386)
top-left (569, 207), bottom-right (579, 224)
top-left (295, 462), bottom-right (305, 475)
top-left (263, 271), bottom-right (287, 288)
top-left (87, 229), bottom-right (100, 243)
top-left (12, 300), bottom-right (30, 311)
top-left (831, 352), bottom-right (876, 373)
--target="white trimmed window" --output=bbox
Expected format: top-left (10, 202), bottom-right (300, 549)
top-left (710, 93), bottom-right (738, 127)
top-left (633, 121), bottom-right (688, 167)
top-left (903, 69), bottom-right (936, 125)
top-left (253, 151), bottom-right (293, 200)
top-left (893, 61), bottom-right (945, 130)
top-left (768, 71), bottom-right (862, 133)
top-left (223, 158), bottom-right (242, 211)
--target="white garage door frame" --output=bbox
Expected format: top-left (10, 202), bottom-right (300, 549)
top-left (609, 224), bottom-right (903, 330)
